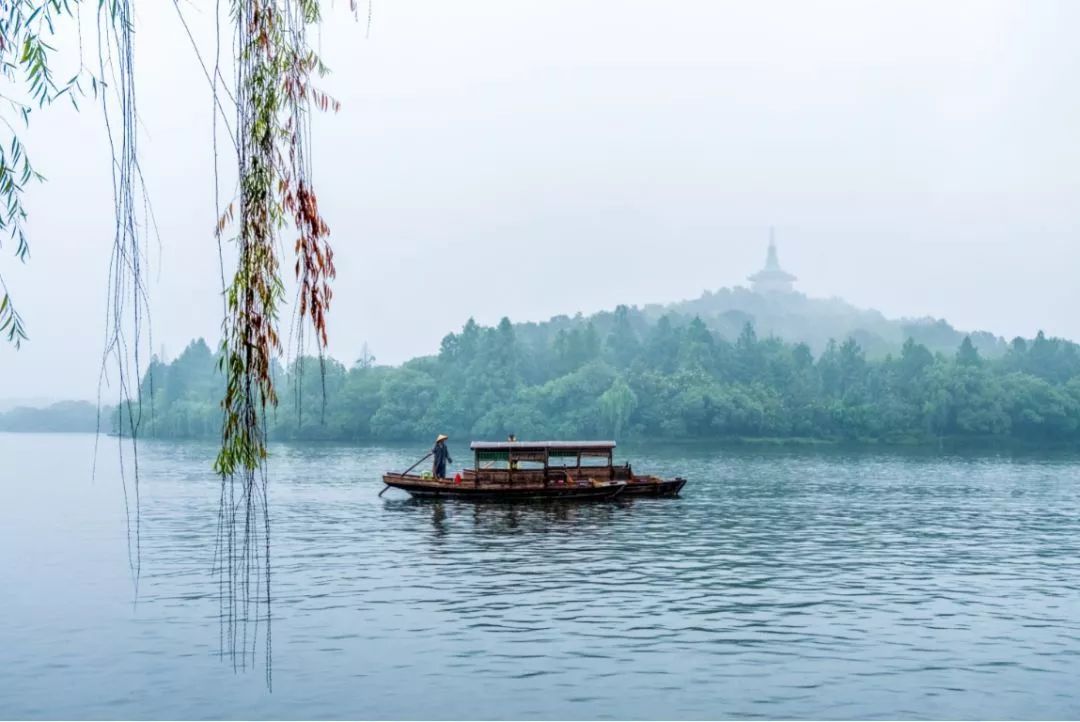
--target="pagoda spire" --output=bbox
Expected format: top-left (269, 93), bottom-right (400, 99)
top-left (765, 227), bottom-right (780, 271)
top-left (748, 228), bottom-right (797, 294)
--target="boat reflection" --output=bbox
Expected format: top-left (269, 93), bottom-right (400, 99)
top-left (382, 495), bottom-right (632, 536)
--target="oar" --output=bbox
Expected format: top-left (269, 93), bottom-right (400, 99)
top-left (379, 451), bottom-right (433, 497)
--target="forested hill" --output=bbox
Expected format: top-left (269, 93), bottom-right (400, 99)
top-left (0, 401), bottom-right (100, 432)
top-left (119, 299), bottom-right (1080, 445)
top-left (648, 287), bottom-right (1007, 359)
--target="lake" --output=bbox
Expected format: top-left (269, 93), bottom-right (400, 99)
top-left (2, 432), bottom-right (1079, 719)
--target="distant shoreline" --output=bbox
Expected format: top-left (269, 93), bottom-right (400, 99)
top-left (6, 427), bottom-right (1080, 454)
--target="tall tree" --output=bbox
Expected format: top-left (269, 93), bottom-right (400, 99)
top-left (599, 376), bottom-right (638, 439)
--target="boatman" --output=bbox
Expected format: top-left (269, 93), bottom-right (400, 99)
top-left (432, 434), bottom-right (453, 479)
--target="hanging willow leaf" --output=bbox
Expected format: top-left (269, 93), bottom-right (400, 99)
top-left (4, 0), bottom-right (345, 688)
top-left (1, 0), bottom-right (104, 341)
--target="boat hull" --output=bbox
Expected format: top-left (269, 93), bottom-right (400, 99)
top-left (382, 473), bottom-right (627, 501)
top-left (623, 477), bottom-right (687, 497)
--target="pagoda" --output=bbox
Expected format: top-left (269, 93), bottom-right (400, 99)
top-left (748, 229), bottom-right (797, 294)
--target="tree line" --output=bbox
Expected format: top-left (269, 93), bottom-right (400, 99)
top-left (0, 401), bottom-right (100, 433)
top-left (115, 305), bottom-right (1080, 445)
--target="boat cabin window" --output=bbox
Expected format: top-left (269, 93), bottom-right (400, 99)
top-left (579, 451), bottom-right (613, 467)
top-left (476, 450), bottom-right (511, 470)
top-left (475, 450), bottom-right (547, 470)
top-left (548, 453), bottom-right (578, 468)
top-left (547, 450), bottom-right (612, 468)
top-left (470, 441), bottom-right (617, 473)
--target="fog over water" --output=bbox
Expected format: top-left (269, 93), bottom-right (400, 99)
top-left (3, 1), bottom-right (1080, 400)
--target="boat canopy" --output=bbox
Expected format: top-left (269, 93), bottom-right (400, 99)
top-left (470, 441), bottom-right (615, 452)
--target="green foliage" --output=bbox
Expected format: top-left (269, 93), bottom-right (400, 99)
top-left (214, 0), bottom-right (338, 479)
top-left (0, 290), bottom-right (27, 346)
top-left (124, 313), bottom-right (1080, 446)
top-left (1, 0), bottom-right (105, 347)
top-left (599, 376), bottom-right (637, 438)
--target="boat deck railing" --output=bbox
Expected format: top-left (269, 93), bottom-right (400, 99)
top-left (462, 462), bottom-right (635, 485)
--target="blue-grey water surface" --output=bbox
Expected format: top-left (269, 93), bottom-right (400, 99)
top-left (2, 432), bottom-right (1079, 719)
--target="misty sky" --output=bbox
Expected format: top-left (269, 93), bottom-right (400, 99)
top-left (3, 0), bottom-right (1080, 401)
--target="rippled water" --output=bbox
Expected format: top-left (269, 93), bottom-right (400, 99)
top-left (2, 432), bottom-right (1080, 719)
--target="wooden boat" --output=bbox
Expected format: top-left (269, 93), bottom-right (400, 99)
top-left (381, 440), bottom-right (686, 501)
